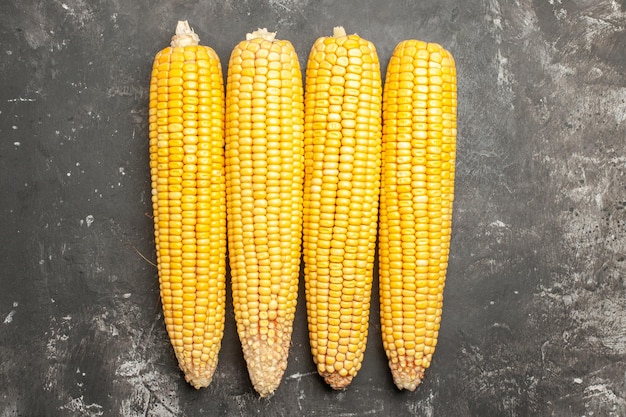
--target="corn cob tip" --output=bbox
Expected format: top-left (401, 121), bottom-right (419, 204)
top-left (390, 364), bottom-right (425, 391)
top-left (184, 372), bottom-right (213, 390)
top-left (332, 26), bottom-right (347, 37)
top-left (171, 20), bottom-right (200, 47)
top-left (242, 334), bottom-right (290, 397)
top-left (322, 372), bottom-right (354, 391)
top-left (245, 28), bottom-right (276, 41)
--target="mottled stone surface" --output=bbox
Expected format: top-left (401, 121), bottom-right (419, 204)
top-left (1, 0), bottom-right (624, 416)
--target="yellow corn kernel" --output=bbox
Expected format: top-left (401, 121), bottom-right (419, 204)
top-left (303, 26), bottom-right (382, 390)
top-left (149, 21), bottom-right (226, 389)
top-left (379, 39), bottom-right (457, 391)
top-left (225, 28), bottom-right (304, 398)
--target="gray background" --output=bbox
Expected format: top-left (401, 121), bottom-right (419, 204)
top-left (1, 0), bottom-right (625, 416)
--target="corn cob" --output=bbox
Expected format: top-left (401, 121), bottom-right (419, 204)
top-left (225, 28), bottom-right (304, 397)
top-left (378, 40), bottom-right (457, 391)
top-left (303, 26), bottom-right (382, 390)
top-left (148, 21), bottom-right (226, 389)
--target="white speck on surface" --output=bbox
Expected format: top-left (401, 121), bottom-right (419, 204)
top-left (553, 7), bottom-right (567, 20)
top-left (574, 378), bottom-right (583, 384)
top-left (86, 215), bottom-right (94, 227)
top-left (122, 293), bottom-right (131, 299)
top-left (490, 220), bottom-right (508, 228)
top-left (608, 88), bottom-right (626, 124)
top-left (594, 192), bottom-right (604, 210)
top-left (94, 313), bottom-right (120, 336)
top-left (583, 383), bottom-right (622, 404)
top-left (61, 3), bottom-right (70, 10)
top-left (4, 310), bottom-right (16, 324)
top-left (116, 356), bottom-right (182, 416)
top-left (60, 396), bottom-right (104, 417)
top-left (119, 167), bottom-right (125, 175)
top-left (12, 125), bottom-right (18, 130)
top-left (14, 142), bottom-right (20, 146)
top-left (496, 49), bottom-right (511, 87)
top-left (6, 50), bottom-right (12, 55)
top-left (67, 172), bottom-right (71, 177)
top-left (285, 371), bottom-right (317, 380)
top-left (115, 360), bottom-right (142, 378)
top-left (7, 97), bottom-right (35, 102)
top-left (407, 389), bottom-right (435, 417)
top-left (563, 294), bottom-right (573, 306)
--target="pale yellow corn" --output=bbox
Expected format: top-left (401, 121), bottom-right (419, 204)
top-left (225, 28), bottom-right (304, 397)
top-left (303, 26), bottom-right (382, 390)
top-left (148, 20), bottom-right (226, 389)
top-left (379, 39), bottom-right (457, 390)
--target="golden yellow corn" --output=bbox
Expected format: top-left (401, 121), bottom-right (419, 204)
top-left (378, 39), bottom-right (457, 390)
top-left (148, 21), bottom-right (226, 389)
top-left (303, 26), bottom-right (382, 390)
top-left (225, 28), bottom-right (304, 397)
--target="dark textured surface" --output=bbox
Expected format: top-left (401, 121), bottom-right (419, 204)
top-left (1, 0), bottom-right (625, 416)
